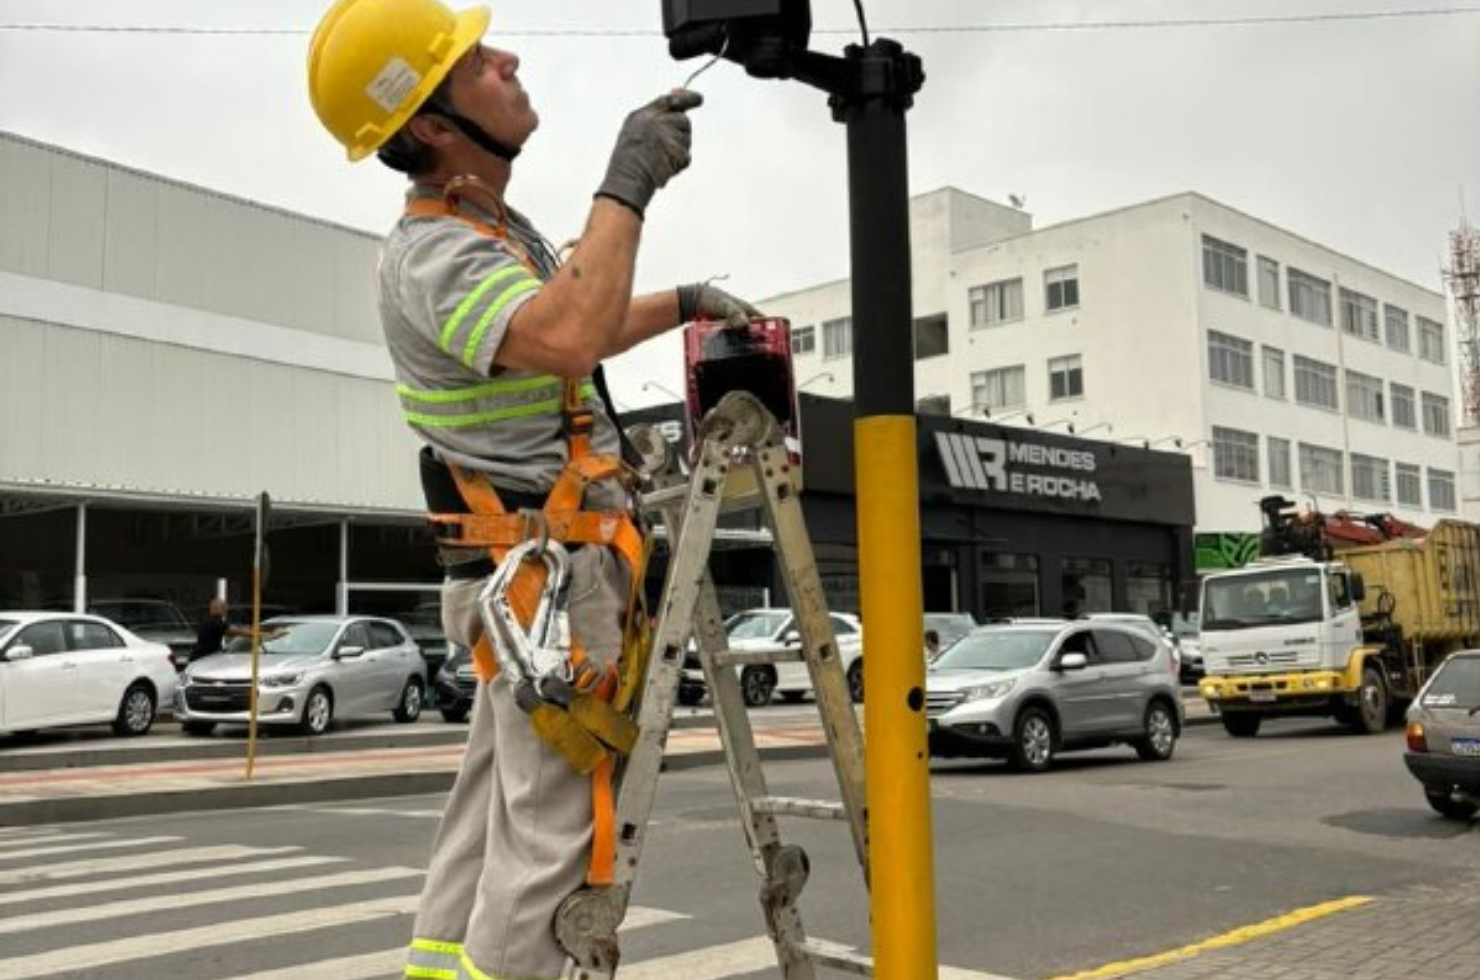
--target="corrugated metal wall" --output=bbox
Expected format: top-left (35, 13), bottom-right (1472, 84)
top-left (0, 133), bottom-right (427, 512)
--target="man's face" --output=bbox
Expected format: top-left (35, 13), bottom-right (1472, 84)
top-left (443, 44), bottom-right (539, 150)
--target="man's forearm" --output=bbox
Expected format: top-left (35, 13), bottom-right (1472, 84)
top-left (609, 289), bottom-right (684, 354)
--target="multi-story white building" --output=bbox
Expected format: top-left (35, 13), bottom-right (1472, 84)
top-left (766, 188), bottom-right (1456, 552)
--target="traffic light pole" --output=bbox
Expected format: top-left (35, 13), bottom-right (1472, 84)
top-left (795, 39), bottom-right (936, 980)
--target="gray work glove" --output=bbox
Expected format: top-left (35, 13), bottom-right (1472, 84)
top-left (595, 90), bottom-right (704, 218)
top-left (677, 282), bottom-right (761, 328)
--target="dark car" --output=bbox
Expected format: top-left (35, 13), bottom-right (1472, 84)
top-left (434, 644), bottom-right (476, 722)
top-left (1404, 650), bottom-right (1480, 820)
top-left (86, 598), bottom-right (197, 670)
top-left (402, 603), bottom-right (454, 682)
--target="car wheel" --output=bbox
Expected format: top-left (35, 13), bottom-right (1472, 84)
top-left (1134, 700), bottom-right (1178, 761)
top-left (181, 721), bottom-right (216, 737)
top-left (300, 686), bottom-right (334, 736)
top-left (1425, 789), bottom-right (1479, 821)
top-left (846, 659), bottom-right (864, 704)
top-left (112, 684), bottom-right (156, 737)
top-left (1221, 713), bottom-right (1261, 738)
top-left (440, 706), bottom-right (470, 723)
top-left (677, 686), bottom-right (706, 707)
top-left (1009, 706), bottom-right (1056, 773)
top-left (1348, 667), bottom-right (1388, 734)
top-left (740, 666), bottom-right (776, 708)
top-left (393, 678), bottom-right (425, 723)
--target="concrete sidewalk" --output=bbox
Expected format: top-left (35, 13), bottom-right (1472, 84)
top-left (0, 716), bottom-right (830, 826)
top-left (0, 697), bottom-right (1216, 827)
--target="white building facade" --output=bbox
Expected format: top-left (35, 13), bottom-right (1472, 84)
top-left (767, 188), bottom-right (1456, 555)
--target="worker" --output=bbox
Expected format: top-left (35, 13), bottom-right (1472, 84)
top-left (306, 2), bottom-right (759, 978)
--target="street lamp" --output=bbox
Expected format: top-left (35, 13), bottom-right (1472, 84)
top-left (641, 380), bottom-right (684, 403)
top-left (799, 371), bottom-right (836, 389)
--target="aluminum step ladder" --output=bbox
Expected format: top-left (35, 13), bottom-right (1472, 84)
top-left (556, 391), bottom-right (872, 979)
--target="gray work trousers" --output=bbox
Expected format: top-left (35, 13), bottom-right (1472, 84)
top-left (406, 544), bottom-right (630, 980)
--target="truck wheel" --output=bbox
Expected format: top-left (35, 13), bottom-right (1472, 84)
top-left (1425, 789), bottom-right (1479, 820)
top-left (1348, 667), bottom-right (1388, 734)
top-left (1221, 713), bottom-right (1261, 738)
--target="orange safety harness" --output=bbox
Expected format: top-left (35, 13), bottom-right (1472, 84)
top-left (407, 180), bottom-right (649, 885)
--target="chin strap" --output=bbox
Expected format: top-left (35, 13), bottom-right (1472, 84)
top-left (441, 110), bottom-right (522, 162)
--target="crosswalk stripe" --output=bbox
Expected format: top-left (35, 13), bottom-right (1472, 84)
top-left (0, 866), bottom-right (425, 935)
top-left (301, 806), bottom-right (446, 819)
top-left (0, 844), bottom-right (301, 885)
top-left (0, 835), bottom-right (180, 862)
top-left (0, 831), bottom-right (101, 851)
top-left (0, 894), bottom-right (421, 980)
top-left (617, 936), bottom-right (778, 980)
top-left (0, 855), bottom-right (344, 908)
top-left (220, 906), bottom-right (690, 980)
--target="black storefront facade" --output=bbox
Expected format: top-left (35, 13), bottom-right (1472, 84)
top-left (629, 395), bottom-right (1198, 624)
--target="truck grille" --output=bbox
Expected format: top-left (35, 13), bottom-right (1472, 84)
top-left (185, 681), bottom-right (253, 713)
top-left (1216, 649), bottom-right (1318, 672)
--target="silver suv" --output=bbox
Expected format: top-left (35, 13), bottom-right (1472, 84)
top-left (926, 620), bottom-right (1184, 772)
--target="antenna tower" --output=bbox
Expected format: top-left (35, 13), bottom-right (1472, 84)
top-left (1447, 221), bottom-right (1480, 425)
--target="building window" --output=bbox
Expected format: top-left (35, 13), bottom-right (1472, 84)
top-left (1421, 392), bottom-right (1451, 437)
top-left (1268, 436), bottom-right (1292, 488)
top-left (1061, 557), bottom-right (1111, 617)
top-left (1418, 317), bottom-right (1447, 364)
top-left (1202, 236), bottom-right (1249, 297)
top-left (981, 552), bottom-right (1041, 619)
top-left (1212, 426), bottom-right (1260, 482)
top-left (1048, 355), bottom-right (1084, 400)
top-left (1208, 330), bottom-right (1254, 389)
top-left (969, 278), bottom-right (1024, 328)
top-left (1288, 268), bottom-right (1332, 326)
top-left (1257, 256), bottom-right (1281, 310)
top-left (1299, 443), bottom-right (1344, 495)
top-left (791, 325), bottom-right (815, 355)
top-left (914, 314), bottom-right (949, 359)
top-left (1391, 383), bottom-right (1417, 429)
top-left (971, 365), bottom-right (1026, 411)
top-left (1293, 355), bottom-right (1339, 410)
top-left (1351, 454), bottom-right (1390, 503)
top-left (1396, 463), bottom-right (1422, 506)
top-left (1339, 288), bottom-right (1380, 342)
top-left (1429, 468), bottom-right (1457, 512)
top-left (822, 317), bottom-right (852, 360)
top-left (1044, 265), bottom-right (1080, 312)
top-left (1126, 561), bottom-right (1172, 618)
top-left (1262, 346), bottom-right (1286, 400)
top-left (1345, 370), bottom-right (1385, 423)
top-left (1384, 305), bottom-right (1410, 352)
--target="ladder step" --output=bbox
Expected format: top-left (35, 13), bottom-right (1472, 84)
top-left (789, 937), bottom-right (873, 975)
top-left (752, 796), bottom-right (847, 820)
top-left (711, 648), bottom-right (805, 667)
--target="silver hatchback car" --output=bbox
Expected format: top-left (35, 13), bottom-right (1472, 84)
top-left (926, 620), bottom-right (1184, 771)
top-left (175, 616), bottom-right (427, 736)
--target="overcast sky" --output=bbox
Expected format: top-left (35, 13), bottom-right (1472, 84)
top-left (1, 0), bottom-right (1476, 408)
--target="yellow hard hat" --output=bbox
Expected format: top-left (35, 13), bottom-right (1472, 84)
top-left (308, 0), bottom-right (491, 162)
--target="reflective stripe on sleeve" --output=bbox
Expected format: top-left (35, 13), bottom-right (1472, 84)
top-left (405, 937), bottom-right (462, 979)
top-left (398, 379), bottom-right (598, 429)
top-left (437, 266), bottom-right (539, 364)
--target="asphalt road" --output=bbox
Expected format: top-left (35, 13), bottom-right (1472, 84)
top-left (3, 717), bottom-right (1471, 980)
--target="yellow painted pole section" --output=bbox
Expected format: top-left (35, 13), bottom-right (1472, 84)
top-left (855, 415), bottom-right (937, 980)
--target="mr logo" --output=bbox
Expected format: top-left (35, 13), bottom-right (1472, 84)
top-left (934, 431), bottom-right (1102, 503)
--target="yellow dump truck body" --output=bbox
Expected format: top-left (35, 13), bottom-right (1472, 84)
top-left (1342, 519), bottom-right (1480, 644)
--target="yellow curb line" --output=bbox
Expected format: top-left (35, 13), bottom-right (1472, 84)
top-left (1041, 895), bottom-right (1375, 980)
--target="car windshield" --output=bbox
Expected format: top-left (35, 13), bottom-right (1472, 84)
top-left (92, 601), bottom-right (189, 631)
top-left (0, 619), bottom-right (17, 642)
top-left (726, 611), bottom-right (791, 640)
top-left (1421, 657), bottom-right (1480, 709)
top-left (924, 613), bottom-right (977, 642)
top-left (1202, 568), bottom-right (1324, 629)
top-left (933, 629), bottom-right (1055, 671)
top-left (225, 621), bottom-right (340, 656)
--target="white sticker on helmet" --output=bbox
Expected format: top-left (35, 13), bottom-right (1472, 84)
top-left (366, 57), bottom-right (422, 114)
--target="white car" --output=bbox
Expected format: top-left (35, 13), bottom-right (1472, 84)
top-left (175, 615), bottom-right (426, 736)
top-left (682, 608), bottom-right (865, 708)
top-left (0, 611), bottom-right (177, 737)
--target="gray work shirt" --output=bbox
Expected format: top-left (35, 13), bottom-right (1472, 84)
top-left (377, 192), bottom-right (622, 498)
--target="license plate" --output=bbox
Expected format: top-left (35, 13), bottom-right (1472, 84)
top-left (1247, 692), bottom-right (1276, 703)
top-left (1451, 739), bottom-right (1480, 757)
